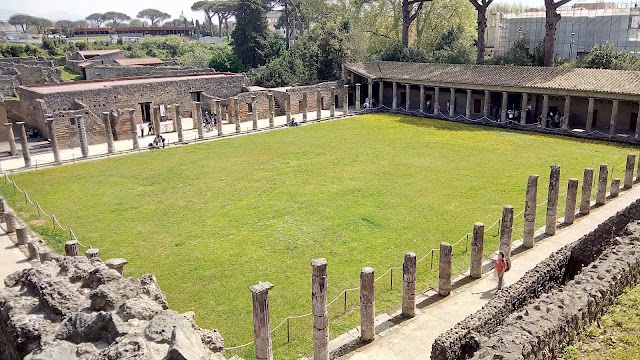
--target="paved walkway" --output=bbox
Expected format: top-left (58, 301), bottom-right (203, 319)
top-left (0, 230), bottom-right (31, 288)
top-left (336, 184), bottom-right (640, 359)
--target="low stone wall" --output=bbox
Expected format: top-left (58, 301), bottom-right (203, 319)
top-left (431, 198), bottom-right (640, 360)
top-left (85, 65), bottom-right (213, 81)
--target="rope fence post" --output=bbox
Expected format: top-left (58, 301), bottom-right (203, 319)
top-left (402, 252), bottom-right (416, 318)
top-left (250, 281), bottom-right (274, 360)
top-left (312, 258), bottom-right (329, 360)
top-left (360, 267), bottom-right (375, 343)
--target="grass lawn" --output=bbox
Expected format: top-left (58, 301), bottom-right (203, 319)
top-left (2, 114), bottom-right (636, 359)
top-left (56, 66), bottom-right (83, 81)
top-left (562, 283), bottom-right (640, 360)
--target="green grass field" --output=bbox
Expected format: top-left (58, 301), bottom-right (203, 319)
top-left (2, 114), bottom-right (636, 359)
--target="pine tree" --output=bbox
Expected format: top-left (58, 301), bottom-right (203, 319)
top-left (232, 0), bottom-right (269, 68)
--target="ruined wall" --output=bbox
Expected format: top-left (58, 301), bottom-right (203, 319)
top-left (85, 65), bottom-right (213, 81)
top-left (431, 198), bottom-right (640, 360)
top-left (0, 57), bottom-right (61, 96)
top-left (0, 256), bottom-right (225, 360)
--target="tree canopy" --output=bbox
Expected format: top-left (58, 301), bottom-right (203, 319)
top-left (103, 11), bottom-right (132, 27)
top-left (137, 9), bottom-right (171, 27)
top-left (232, 0), bottom-right (270, 68)
top-left (86, 13), bottom-right (107, 28)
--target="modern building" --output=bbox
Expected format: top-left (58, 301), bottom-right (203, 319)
top-left (486, 2), bottom-right (640, 60)
top-left (52, 26), bottom-right (194, 38)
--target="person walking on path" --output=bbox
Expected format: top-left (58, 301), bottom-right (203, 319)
top-left (495, 252), bottom-right (508, 290)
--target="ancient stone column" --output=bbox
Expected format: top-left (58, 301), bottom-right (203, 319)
top-left (4, 123), bottom-right (16, 156)
top-left (438, 242), bottom-right (453, 296)
top-left (251, 96), bottom-right (258, 130)
top-left (311, 258), bottom-right (329, 360)
top-left (419, 85), bottom-right (425, 112)
top-left (470, 222), bottom-right (484, 278)
top-left (77, 115), bottom-right (89, 157)
top-left (565, 178), bottom-right (579, 225)
top-left (4, 212), bottom-right (14, 233)
top-left (501, 92), bottom-right (508, 122)
top-left (233, 98), bottom-right (241, 133)
top-left (85, 248), bottom-right (100, 259)
top-left (317, 89), bottom-right (323, 120)
top-left (105, 258), bottom-right (128, 275)
top-left (285, 93), bottom-right (292, 124)
top-left (368, 82), bottom-right (374, 110)
top-left (402, 252), bottom-right (416, 318)
top-left (268, 94), bottom-right (275, 128)
top-left (214, 100), bottom-right (222, 136)
top-left (127, 109), bottom-right (139, 150)
top-left (586, 98), bottom-right (595, 132)
top-left (45, 118), bottom-right (61, 164)
top-left (360, 267), bottom-right (374, 343)
top-left (302, 92), bottom-right (308, 122)
top-left (27, 242), bottom-right (38, 260)
top-left (483, 90), bottom-right (490, 118)
top-left (636, 102), bottom-right (640, 140)
top-left (343, 85), bottom-right (349, 115)
top-left (465, 89), bottom-right (472, 118)
top-left (16, 226), bottom-right (28, 245)
top-left (16, 122), bottom-right (31, 167)
top-left (500, 205), bottom-right (514, 260)
top-left (520, 93), bottom-right (528, 125)
top-left (624, 153), bottom-right (636, 189)
top-left (546, 165), bottom-right (561, 235)
top-left (65, 240), bottom-right (79, 256)
top-left (562, 96), bottom-right (571, 130)
top-left (392, 82), bottom-right (397, 110)
top-left (611, 178), bottom-right (621, 197)
top-left (580, 168), bottom-right (594, 215)
top-left (378, 82), bottom-right (384, 108)
top-left (101, 112), bottom-right (114, 154)
top-left (194, 102), bottom-right (204, 140)
top-left (449, 88), bottom-right (455, 117)
top-left (434, 87), bottom-right (440, 114)
top-left (330, 88), bottom-right (336, 118)
top-left (39, 249), bottom-right (52, 262)
top-left (355, 83), bottom-right (361, 111)
top-left (250, 281), bottom-right (274, 360)
top-left (172, 105), bottom-right (182, 143)
top-left (596, 164), bottom-right (608, 206)
top-left (405, 83), bottom-right (410, 110)
top-left (153, 106), bottom-right (162, 136)
top-left (523, 175), bottom-right (539, 248)
top-left (610, 99), bottom-right (619, 136)
top-left (541, 95), bottom-right (549, 127)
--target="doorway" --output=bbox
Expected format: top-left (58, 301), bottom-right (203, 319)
top-left (631, 113), bottom-right (638, 131)
top-left (139, 102), bottom-right (151, 123)
top-left (592, 110), bottom-right (599, 128)
top-left (473, 99), bottom-right (482, 114)
top-left (190, 91), bottom-right (202, 102)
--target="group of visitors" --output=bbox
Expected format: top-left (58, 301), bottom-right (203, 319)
top-left (540, 111), bottom-right (565, 128)
top-left (363, 98), bottom-right (376, 109)
top-left (148, 134), bottom-right (166, 149)
top-left (204, 111), bottom-right (218, 132)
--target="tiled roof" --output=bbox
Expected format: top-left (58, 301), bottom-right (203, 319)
top-left (114, 58), bottom-right (164, 66)
top-left (345, 61), bottom-right (640, 97)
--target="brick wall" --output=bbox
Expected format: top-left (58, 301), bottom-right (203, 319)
top-left (85, 65), bottom-right (214, 81)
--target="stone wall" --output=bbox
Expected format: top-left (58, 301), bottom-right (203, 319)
top-left (0, 256), bottom-right (225, 360)
top-left (85, 65), bottom-right (214, 81)
top-left (431, 198), bottom-right (640, 360)
top-left (0, 57), bottom-right (61, 96)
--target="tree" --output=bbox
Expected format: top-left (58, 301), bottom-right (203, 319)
top-left (128, 19), bottom-right (149, 27)
top-left (137, 9), bottom-right (171, 27)
top-left (192, 1), bottom-right (216, 35)
top-left (232, 0), bottom-right (269, 68)
top-left (543, 0), bottom-right (572, 67)
top-left (86, 13), bottom-right (107, 28)
top-left (292, 20), bottom-right (352, 80)
top-left (577, 43), bottom-right (640, 71)
top-left (103, 11), bottom-right (132, 27)
top-left (208, 44), bottom-right (246, 72)
top-left (401, 0), bottom-right (432, 48)
top-left (469, 0), bottom-right (494, 63)
top-left (212, 0), bottom-right (238, 41)
top-left (8, 14), bottom-right (33, 33)
top-left (431, 25), bottom-right (475, 64)
top-left (32, 17), bottom-right (53, 34)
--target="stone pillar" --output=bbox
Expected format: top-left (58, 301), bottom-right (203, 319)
top-left (302, 92), bottom-right (308, 122)
top-left (378, 82), bottom-right (384, 108)
top-left (402, 252), bottom-right (416, 318)
top-left (636, 102), bottom-right (640, 140)
top-left (562, 96), bottom-right (571, 130)
top-left (343, 85), bottom-right (349, 115)
top-left (317, 89), bottom-right (323, 120)
top-left (311, 258), bottom-right (329, 360)
top-left (470, 222), bottom-right (484, 278)
top-left (330, 88), bottom-right (336, 118)
top-left (77, 115), bottom-right (89, 157)
top-left (215, 101), bottom-right (223, 135)
top-left (392, 82), bottom-right (397, 110)
top-left (586, 98), bottom-right (595, 132)
top-left (173, 105), bottom-right (183, 142)
top-left (580, 168), bottom-right (594, 215)
top-left (355, 83), bottom-right (361, 111)
top-left (434, 87), bottom-right (440, 114)
top-left (39, 249), bottom-right (52, 262)
top-left (285, 93), bottom-right (292, 124)
top-left (546, 165), bottom-right (561, 235)
top-left (153, 106), bottom-right (162, 136)
top-left (85, 248), bottom-right (100, 259)
top-left (195, 102), bottom-right (204, 140)
top-left (360, 267), bottom-right (374, 342)
top-left (520, 93), bottom-right (528, 125)
top-left (565, 178), bottom-right (579, 225)
top-left (45, 118), bottom-right (61, 164)
top-left (465, 89), bottom-right (472, 118)
top-left (4, 123), bottom-right (16, 156)
top-left (610, 99), bottom-right (619, 135)
top-left (405, 83), bottom-right (410, 110)
top-left (500, 205), bottom-right (514, 260)
top-left (4, 212), bottom-right (14, 233)
top-left (16, 122), bottom-right (31, 167)
top-left (611, 178), bottom-right (621, 197)
top-left (523, 175), bottom-right (539, 248)
top-left (105, 258), bottom-right (127, 275)
top-left (250, 281), bottom-right (274, 360)
top-left (449, 88), bottom-right (455, 117)
top-left (483, 90), bottom-right (490, 118)
top-left (541, 95), bottom-right (549, 127)
top-left (501, 92), bottom-right (508, 122)
top-left (625, 153), bottom-right (636, 189)
top-left (438, 242), bottom-right (453, 296)
top-left (102, 112), bottom-right (114, 154)
top-left (268, 94), bottom-right (275, 128)
top-left (16, 226), bottom-right (28, 245)
top-left (251, 96), bottom-right (258, 130)
top-left (419, 85), bottom-right (425, 112)
top-left (127, 109), bottom-right (139, 150)
top-left (65, 240), bottom-right (79, 256)
top-left (596, 164), bottom-right (608, 206)
top-left (368, 82), bottom-right (373, 110)
top-left (234, 97), bottom-right (241, 134)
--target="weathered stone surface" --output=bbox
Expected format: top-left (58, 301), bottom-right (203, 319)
top-left (199, 329), bottom-right (225, 353)
top-left (95, 335), bottom-right (154, 360)
top-left (23, 340), bottom-right (77, 360)
top-left (139, 274), bottom-right (169, 310)
top-left (144, 310), bottom-right (194, 344)
top-left (56, 311), bottom-right (126, 344)
top-left (165, 324), bottom-right (207, 360)
top-left (89, 278), bottom-right (140, 311)
top-left (118, 296), bottom-right (163, 321)
top-left (81, 267), bottom-right (122, 289)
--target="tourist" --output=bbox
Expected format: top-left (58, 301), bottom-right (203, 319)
top-left (363, 98), bottom-right (370, 109)
top-left (446, 101), bottom-right (450, 113)
top-left (148, 121), bottom-right (154, 135)
top-left (495, 252), bottom-right (508, 290)
top-left (139, 123), bottom-right (144, 138)
top-left (150, 135), bottom-right (166, 149)
top-left (290, 117), bottom-right (299, 127)
top-left (426, 100), bottom-right (431, 112)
